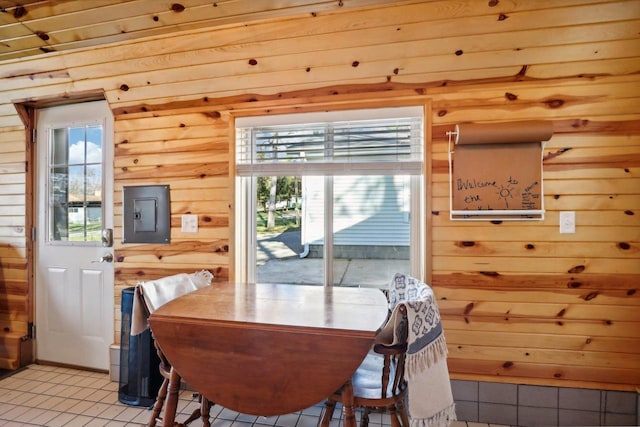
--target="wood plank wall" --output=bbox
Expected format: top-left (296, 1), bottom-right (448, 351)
top-left (0, 1), bottom-right (638, 389)
top-left (429, 79), bottom-right (640, 390)
top-left (113, 110), bottom-right (232, 292)
top-left (0, 125), bottom-right (28, 369)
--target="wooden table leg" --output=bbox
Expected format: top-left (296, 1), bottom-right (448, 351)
top-left (162, 367), bottom-right (181, 427)
top-left (341, 380), bottom-right (357, 427)
top-left (201, 397), bottom-right (211, 427)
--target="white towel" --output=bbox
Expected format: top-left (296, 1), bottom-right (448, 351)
top-left (387, 273), bottom-right (456, 427)
top-left (131, 270), bottom-right (213, 335)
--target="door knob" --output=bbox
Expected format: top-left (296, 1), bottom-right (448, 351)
top-left (98, 253), bottom-right (113, 263)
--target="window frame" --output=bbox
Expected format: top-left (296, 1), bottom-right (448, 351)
top-left (234, 106), bottom-right (426, 286)
top-left (45, 121), bottom-right (106, 246)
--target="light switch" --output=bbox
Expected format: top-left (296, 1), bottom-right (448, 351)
top-left (181, 214), bottom-right (198, 233)
top-left (559, 211), bottom-right (575, 234)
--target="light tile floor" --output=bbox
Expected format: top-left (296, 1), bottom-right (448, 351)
top-left (0, 364), bottom-right (499, 427)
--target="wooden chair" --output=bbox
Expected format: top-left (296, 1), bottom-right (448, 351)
top-left (134, 285), bottom-right (213, 427)
top-left (147, 336), bottom-right (213, 427)
top-left (320, 304), bottom-right (410, 427)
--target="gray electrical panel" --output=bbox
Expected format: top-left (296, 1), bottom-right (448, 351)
top-left (122, 185), bottom-right (170, 244)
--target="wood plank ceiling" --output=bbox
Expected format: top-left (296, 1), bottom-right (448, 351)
top-left (0, 0), bottom-right (405, 63)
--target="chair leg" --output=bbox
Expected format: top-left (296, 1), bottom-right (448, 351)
top-left (389, 406), bottom-right (401, 427)
top-left (162, 368), bottom-right (181, 427)
top-left (149, 377), bottom-right (169, 427)
top-left (396, 400), bottom-right (410, 427)
top-left (360, 408), bottom-right (370, 427)
top-left (320, 399), bottom-right (337, 427)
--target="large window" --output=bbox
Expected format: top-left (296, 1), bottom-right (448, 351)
top-left (235, 106), bottom-right (424, 287)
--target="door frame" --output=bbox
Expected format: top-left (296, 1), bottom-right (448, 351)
top-left (14, 90), bottom-right (110, 368)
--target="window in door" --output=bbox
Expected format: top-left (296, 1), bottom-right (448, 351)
top-left (48, 124), bottom-right (104, 243)
top-left (235, 106), bottom-right (424, 287)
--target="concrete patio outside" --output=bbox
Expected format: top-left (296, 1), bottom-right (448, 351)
top-left (256, 230), bottom-right (410, 288)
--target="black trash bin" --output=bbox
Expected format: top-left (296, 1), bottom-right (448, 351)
top-left (118, 287), bottom-right (162, 407)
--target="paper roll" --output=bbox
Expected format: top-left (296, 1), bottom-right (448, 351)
top-left (455, 120), bottom-right (553, 145)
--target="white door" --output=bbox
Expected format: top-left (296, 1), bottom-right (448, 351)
top-left (35, 101), bottom-right (114, 370)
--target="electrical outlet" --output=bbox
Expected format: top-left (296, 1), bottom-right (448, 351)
top-left (559, 211), bottom-right (575, 234)
top-left (181, 214), bottom-right (198, 233)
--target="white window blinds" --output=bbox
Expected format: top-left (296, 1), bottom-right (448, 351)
top-left (236, 107), bottom-right (423, 176)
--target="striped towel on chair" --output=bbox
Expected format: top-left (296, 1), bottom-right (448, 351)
top-left (389, 273), bottom-right (456, 427)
